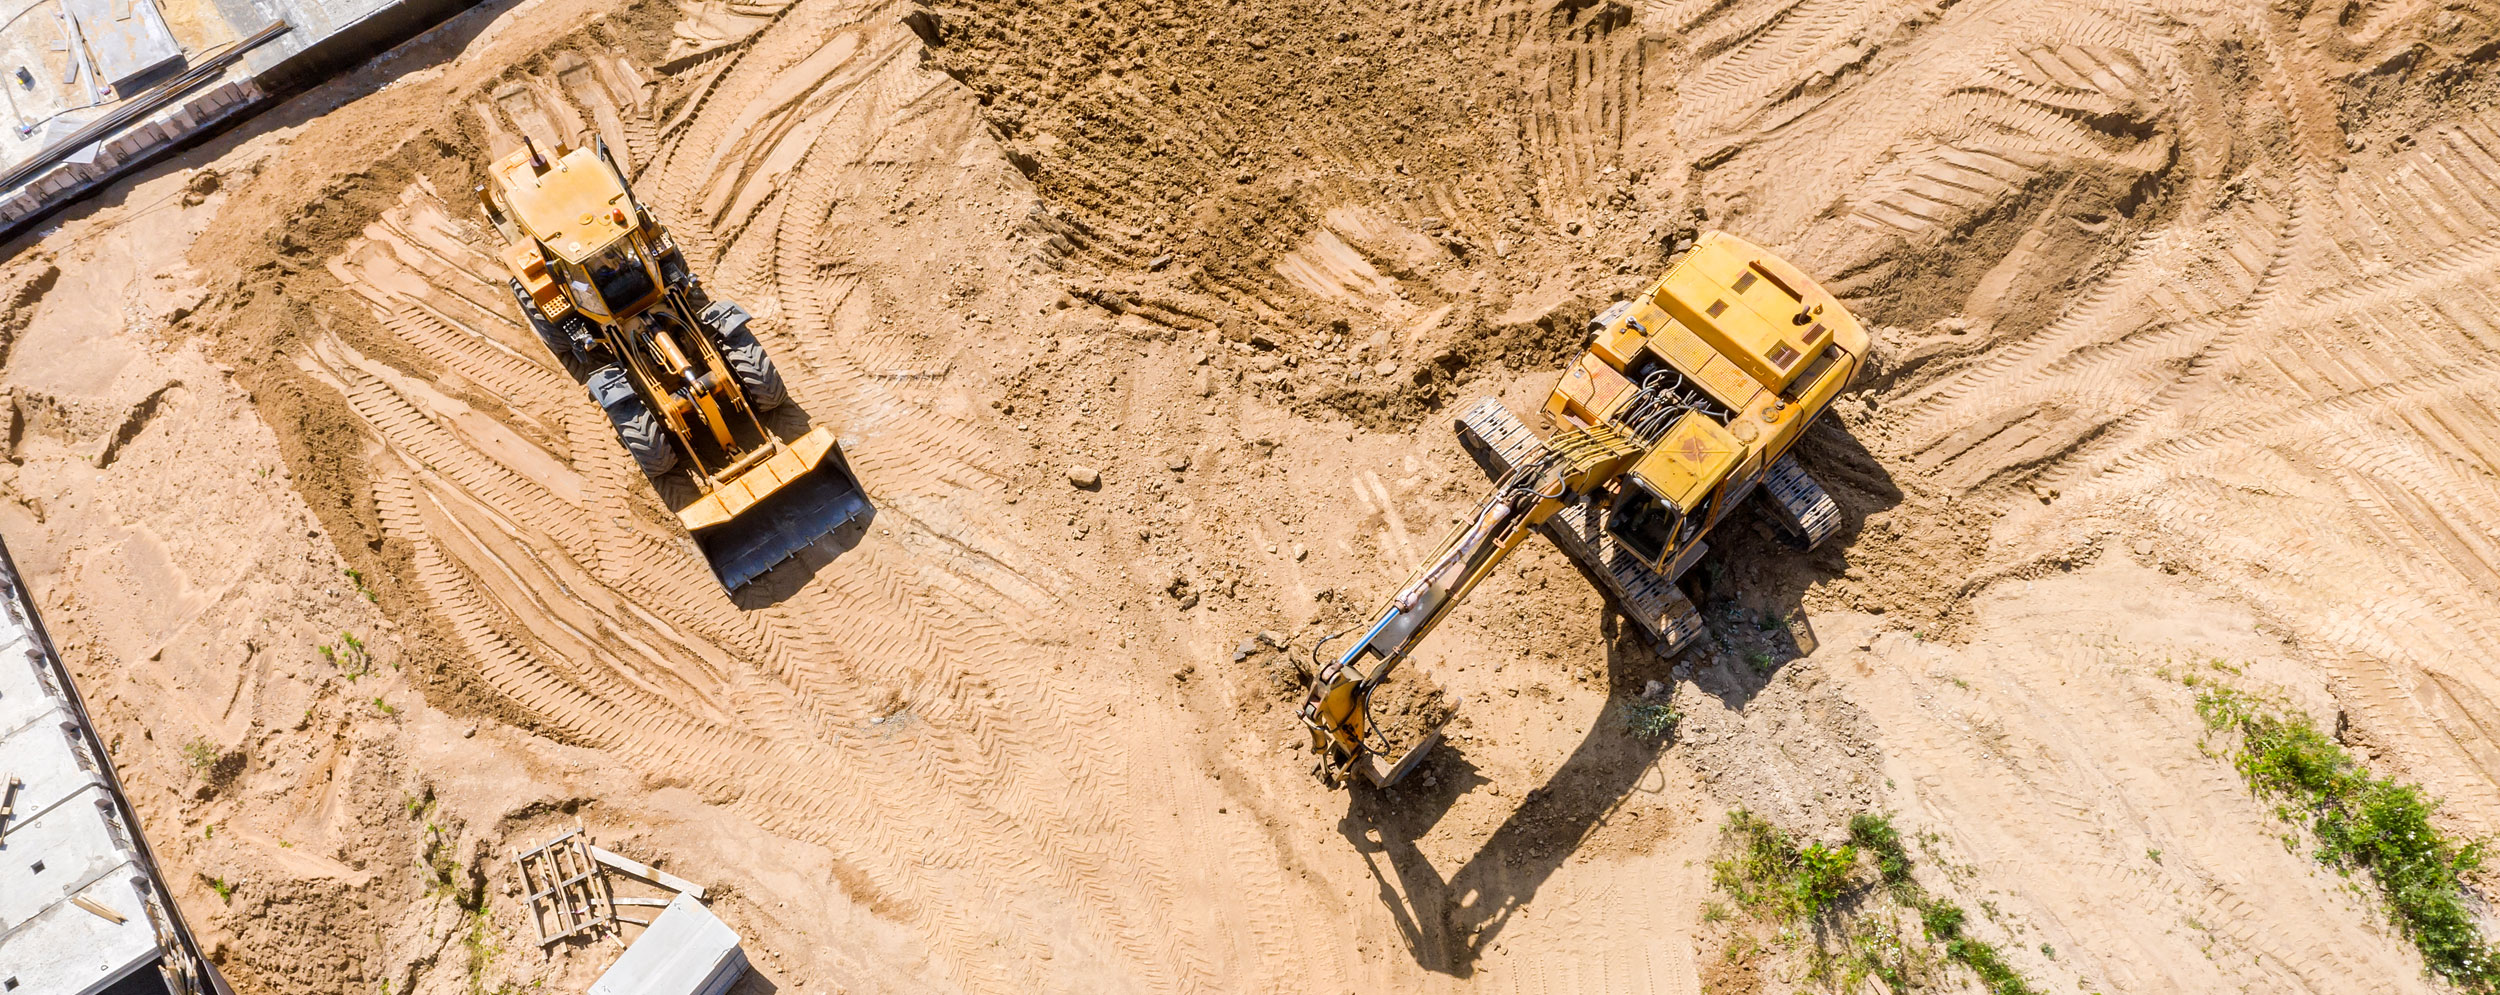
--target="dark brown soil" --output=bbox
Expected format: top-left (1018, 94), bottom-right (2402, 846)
top-left (1367, 669), bottom-right (1454, 752)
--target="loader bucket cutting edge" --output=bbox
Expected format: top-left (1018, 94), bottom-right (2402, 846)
top-left (682, 426), bottom-right (870, 589)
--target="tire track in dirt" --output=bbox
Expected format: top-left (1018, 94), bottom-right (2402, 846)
top-left (1715, 0), bottom-right (2500, 842)
top-left (172, 0), bottom-right (2500, 988)
top-left (287, 3), bottom-right (1264, 989)
top-left (1835, 626), bottom-right (2438, 993)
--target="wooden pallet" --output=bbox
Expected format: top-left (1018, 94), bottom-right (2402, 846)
top-left (514, 826), bottom-right (621, 947)
top-left (1455, 397), bottom-right (1707, 656)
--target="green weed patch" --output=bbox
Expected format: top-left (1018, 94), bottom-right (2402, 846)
top-left (1711, 810), bottom-right (2040, 994)
top-left (2198, 686), bottom-right (2499, 990)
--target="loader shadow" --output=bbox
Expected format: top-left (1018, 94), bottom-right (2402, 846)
top-left (722, 422), bottom-right (876, 609)
top-left (1342, 418), bottom-right (1902, 977)
top-left (632, 396), bottom-right (874, 608)
top-left (1339, 625), bottom-right (1676, 978)
top-left (731, 502), bottom-right (874, 608)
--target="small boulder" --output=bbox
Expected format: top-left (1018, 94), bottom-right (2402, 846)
top-left (1068, 466), bottom-right (1102, 489)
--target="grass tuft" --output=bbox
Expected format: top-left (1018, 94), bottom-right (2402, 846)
top-left (181, 736), bottom-right (220, 773)
top-left (2198, 685), bottom-right (2499, 990)
top-left (1622, 699), bottom-right (1681, 740)
top-left (324, 631), bottom-right (374, 681)
top-left (1712, 809), bottom-right (2042, 994)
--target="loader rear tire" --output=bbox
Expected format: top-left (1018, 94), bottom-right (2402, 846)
top-left (702, 301), bottom-right (786, 411)
top-left (586, 365), bottom-right (677, 477)
top-left (511, 280), bottom-right (571, 362)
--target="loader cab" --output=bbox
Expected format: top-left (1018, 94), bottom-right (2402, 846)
top-left (557, 236), bottom-right (660, 322)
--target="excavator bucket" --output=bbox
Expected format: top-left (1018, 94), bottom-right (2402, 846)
top-left (677, 426), bottom-right (870, 589)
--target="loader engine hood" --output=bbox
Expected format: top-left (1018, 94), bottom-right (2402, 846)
top-left (494, 144), bottom-right (641, 264)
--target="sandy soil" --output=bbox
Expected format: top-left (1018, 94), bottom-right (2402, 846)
top-left (4, 0), bottom-right (2499, 991)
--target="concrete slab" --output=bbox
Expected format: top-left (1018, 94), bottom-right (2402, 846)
top-left (0, 537), bottom-right (216, 995)
top-left (588, 893), bottom-right (749, 995)
top-left (0, 0), bottom-right (478, 238)
top-left (64, 0), bottom-right (181, 92)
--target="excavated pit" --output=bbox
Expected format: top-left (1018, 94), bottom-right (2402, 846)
top-left (3, 0), bottom-right (2500, 992)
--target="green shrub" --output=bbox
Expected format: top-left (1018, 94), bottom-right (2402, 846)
top-left (181, 736), bottom-right (220, 773)
top-left (1793, 842), bottom-right (1859, 915)
top-left (1622, 699), bottom-right (1680, 740)
top-left (2199, 686), bottom-right (2499, 990)
top-left (1849, 813), bottom-right (1912, 886)
top-left (1714, 809), bottom-right (2042, 994)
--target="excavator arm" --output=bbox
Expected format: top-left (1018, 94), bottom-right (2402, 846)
top-left (1300, 419), bottom-right (1648, 786)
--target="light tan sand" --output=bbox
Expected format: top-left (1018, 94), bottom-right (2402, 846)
top-left (2, 0), bottom-right (2497, 991)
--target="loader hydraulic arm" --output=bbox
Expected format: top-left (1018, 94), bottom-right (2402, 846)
top-left (1299, 420), bottom-right (1647, 785)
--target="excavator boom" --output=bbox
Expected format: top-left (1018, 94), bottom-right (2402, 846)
top-left (1301, 423), bottom-right (1645, 786)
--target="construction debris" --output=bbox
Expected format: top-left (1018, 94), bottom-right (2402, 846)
top-left (513, 825), bottom-right (623, 947)
top-left (514, 824), bottom-right (745, 994)
top-left (0, 536), bottom-right (219, 995)
top-left (587, 893), bottom-right (748, 995)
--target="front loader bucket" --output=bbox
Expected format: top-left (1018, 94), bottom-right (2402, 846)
top-left (679, 426), bottom-right (870, 589)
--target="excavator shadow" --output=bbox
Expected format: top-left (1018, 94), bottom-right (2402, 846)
top-left (1681, 421), bottom-right (1900, 711)
top-left (1338, 420), bottom-right (1900, 978)
top-left (1338, 620), bottom-right (1676, 978)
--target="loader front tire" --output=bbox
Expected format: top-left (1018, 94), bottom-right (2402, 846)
top-left (586, 365), bottom-right (677, 477)
top-left (702, 300), bottom-right (786, 411)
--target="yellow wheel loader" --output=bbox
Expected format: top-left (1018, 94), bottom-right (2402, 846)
top-left (1300, 231), bottom-right (1868, 787)
top-left (479, 137), bottom-right (867, 589)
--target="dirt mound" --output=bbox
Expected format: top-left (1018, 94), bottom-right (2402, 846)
top-left (1366, 670), bottom-right (1453, 753)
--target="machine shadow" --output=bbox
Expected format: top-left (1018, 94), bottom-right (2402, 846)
top-left (1341, 416), bottom-right (1900, 978)
top-left (1680, 420), bottom-right (1901, 712)
top-left (1339, 625), bottom-right (1677, 978)
top-left (721, 423), bottom-right (874, 609)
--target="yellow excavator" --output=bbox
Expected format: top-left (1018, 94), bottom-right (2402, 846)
top-left (479, 137), bottom-right (866, 589)
top-left (1300, 231), bottom-right (1868, 787)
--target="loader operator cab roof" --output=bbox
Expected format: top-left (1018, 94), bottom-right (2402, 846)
top-left (566, 241), bottom-right (658, 320)
top-left (492, 143), bottom-right (663, 320)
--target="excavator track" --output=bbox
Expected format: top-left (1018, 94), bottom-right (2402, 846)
top-left (1456, 397), bottom-right (1707, 657)
top-left (1760, 453), bottom-right (1842, 550)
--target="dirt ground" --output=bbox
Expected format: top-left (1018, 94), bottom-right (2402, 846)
top-left (5, 0), bottom-right (2500, 991)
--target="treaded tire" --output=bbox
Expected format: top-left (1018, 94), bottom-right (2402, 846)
top-left (701, 300), bottom-right (786, 411)
top-left (511, 280), bottom-right (571, 361)
top-left (586, 365), bottom-right (677, 477)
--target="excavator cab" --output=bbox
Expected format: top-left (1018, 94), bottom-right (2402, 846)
top-left (1601, 410), bottom-right (1738, 572)
top-left (1604, 482), bottom-right (1685, 567)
